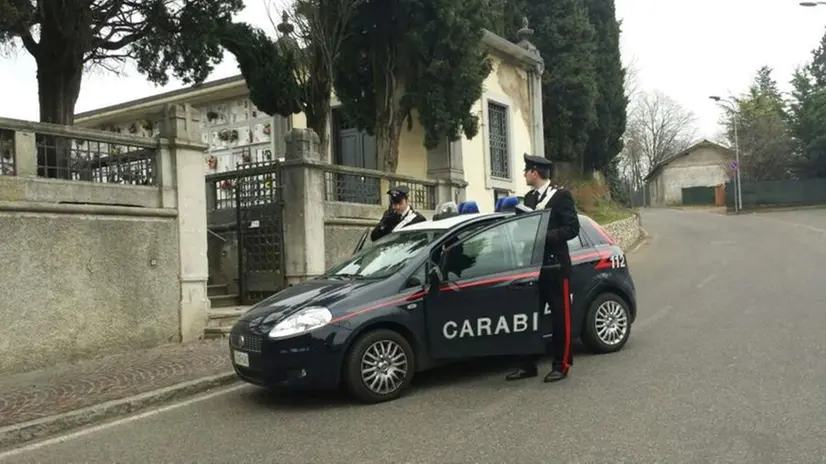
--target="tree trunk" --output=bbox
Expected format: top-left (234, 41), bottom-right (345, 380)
top-left (305, 92), bottom-right (331, 162)
top-left (35, 54), bottom-right (83, 179)
top-left (374, 85), bottom-right (407, 173)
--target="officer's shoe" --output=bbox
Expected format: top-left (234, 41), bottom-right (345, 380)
top-left (505, 365), bottom-right (538, 381)
top-left (543, 369), bottom-right (567, 383)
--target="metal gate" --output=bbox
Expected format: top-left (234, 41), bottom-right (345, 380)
top-left (681, 186), bottom-right (715, 206)
top-left (233, 160), bottom-right (285, 304)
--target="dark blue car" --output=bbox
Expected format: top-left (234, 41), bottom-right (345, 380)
top-left (229, 209), bottom-right (637, 403)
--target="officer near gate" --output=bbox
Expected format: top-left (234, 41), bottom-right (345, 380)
top-left (506, 154), bottom-right (581, 383)
top-left (370, 185), bottom-right (428, 242)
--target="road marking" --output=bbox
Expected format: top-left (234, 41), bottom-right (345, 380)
top-left (696, 274), bottom-right (716, 289)
top-left (0, 384), bottom-right (248, 460)
top-left (635, 305), bottom-right (674, 331)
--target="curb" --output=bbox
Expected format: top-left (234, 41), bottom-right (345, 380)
top-left (0, 372), bottom-right (238, 450)
top-left (628, 227), bottom-right (649, 254)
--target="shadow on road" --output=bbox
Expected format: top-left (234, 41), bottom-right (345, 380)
top-left (241, 343), bottom-right (599, 409)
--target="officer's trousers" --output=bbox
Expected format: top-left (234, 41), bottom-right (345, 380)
top-left (519, 271), bottom-right (573, 373)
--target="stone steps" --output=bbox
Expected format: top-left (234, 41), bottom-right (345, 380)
top-left (203, 305), bottom-right (250, 339)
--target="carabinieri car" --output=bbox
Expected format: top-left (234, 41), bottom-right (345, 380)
top-left (228, 208), bottom-right (637, 403)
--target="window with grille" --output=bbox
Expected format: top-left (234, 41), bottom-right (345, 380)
top-left (488, 102), bottom-right (509, 179)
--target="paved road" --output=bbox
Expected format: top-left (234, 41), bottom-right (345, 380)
top-left (4, 208), bottom-right (826, 463)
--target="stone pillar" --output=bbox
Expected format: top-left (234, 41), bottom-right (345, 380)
top-left (427, 137), bottom-right (467, 205)
top-left (517, 18), bottom-right (545, 158)
top-left (158, 103), bottom-right (211, 342)
top-left (281, 128), bottom-right (326, 285)
top-left (12, 130), bottom-right (37, 176)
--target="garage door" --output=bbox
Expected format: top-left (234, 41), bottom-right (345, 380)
top-left (682, 186), bottom-right (715, 205)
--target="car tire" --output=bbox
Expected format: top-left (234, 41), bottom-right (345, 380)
top-left (581, 292), bottom-right (632, 354)
top-left (343, 329), bottom-right (416, 404)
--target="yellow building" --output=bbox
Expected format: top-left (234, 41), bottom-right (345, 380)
top-left (75, 28), bottom-right (545, 213)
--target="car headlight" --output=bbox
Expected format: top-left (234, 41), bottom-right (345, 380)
top-left (268, 306), bottom-right (333, 340)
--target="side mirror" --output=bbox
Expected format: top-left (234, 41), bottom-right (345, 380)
top-left (407, 276), bottom-right (423, 287)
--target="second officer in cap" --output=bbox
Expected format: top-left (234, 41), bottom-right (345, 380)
top-left (506, 154), bottom-right (581, 383)
top-left (370, 185), bottom-right (427, 242)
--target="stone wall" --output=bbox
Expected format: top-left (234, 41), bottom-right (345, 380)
top-left (0, 207), bottom-right (180, 373)
top-left (602, 213), bottom-right (642, 251)
top-left (0, 107), bottom-right (210, 374)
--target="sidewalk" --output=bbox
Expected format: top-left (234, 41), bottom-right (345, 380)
top-left (0, 340), bottom-right (235, 448)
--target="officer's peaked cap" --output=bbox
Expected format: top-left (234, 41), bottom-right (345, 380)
top-left (387, 185), bottom-right (410, 202)
top-left (523, 153), bottom-right (553, 171)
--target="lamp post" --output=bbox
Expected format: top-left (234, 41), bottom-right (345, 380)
top-left (709, 95), bottom-right (742, 212)
top-left (800, 2), bottom-right (826, 6)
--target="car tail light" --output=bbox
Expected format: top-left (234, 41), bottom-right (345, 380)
top-left (594, 256), bottom-right (613, 270)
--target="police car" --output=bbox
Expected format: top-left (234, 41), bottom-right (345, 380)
top-left (228, 207), bottom-right (637, 403)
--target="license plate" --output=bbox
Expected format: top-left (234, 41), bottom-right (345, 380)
top-left (233, 350), bottom-right (249, 367)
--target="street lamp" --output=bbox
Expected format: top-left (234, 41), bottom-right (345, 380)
top-left (800, 2), bottom-right (826, 6)
top-left (709, 95), bottom-right (743, 213)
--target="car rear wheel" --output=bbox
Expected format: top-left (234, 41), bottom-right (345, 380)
top-left (344, 329), bottom-right (415, 404)
top-left (581, 293), bottom-right (631, 354)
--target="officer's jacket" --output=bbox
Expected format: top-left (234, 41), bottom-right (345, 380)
top-left (524, 184), bottom-right (580, 276)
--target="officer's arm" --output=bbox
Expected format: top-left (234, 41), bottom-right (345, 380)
top-left (370, 210), bottom-right (399, 241)
top-left (547, 190), bottom-right (580, 243)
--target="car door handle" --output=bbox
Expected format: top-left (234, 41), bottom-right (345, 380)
top-left (509, 279), bottom-right (535, 288)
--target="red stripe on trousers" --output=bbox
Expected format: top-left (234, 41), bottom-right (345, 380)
top-left (561, 278), bottom-right (571, 374)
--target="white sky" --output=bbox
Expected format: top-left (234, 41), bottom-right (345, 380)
top-left (1, 0), bottom-right (825, 139)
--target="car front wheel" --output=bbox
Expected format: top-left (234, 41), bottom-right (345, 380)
top-left (581, 292), bottom-right (631, 354)
top-left (343, 329), bottom-right (415, 404)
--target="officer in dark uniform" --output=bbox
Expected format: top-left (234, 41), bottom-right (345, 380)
top-left (370, 185), bottom-right (428, 242)
top-left (506, 154), bottom-right (581, 383)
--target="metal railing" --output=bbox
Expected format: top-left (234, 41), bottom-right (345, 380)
top-left (0, 118), bottom-right (159, 185)
top-left (322, 164), bottom-right (437, 210)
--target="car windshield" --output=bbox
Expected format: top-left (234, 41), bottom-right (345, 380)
top-left (325, 230), bottom-right (442, 279)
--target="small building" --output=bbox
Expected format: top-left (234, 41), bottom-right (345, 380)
top-left (644, 139), bottom-right (734, 206)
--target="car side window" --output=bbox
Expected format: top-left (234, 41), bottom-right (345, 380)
top-left (567, 234), bottom-right (585, 252)
top-left (443, 215), bottom-right (542, 281)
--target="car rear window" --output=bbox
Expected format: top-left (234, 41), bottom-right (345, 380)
top-left (581, 217), bottom-right (617, 246)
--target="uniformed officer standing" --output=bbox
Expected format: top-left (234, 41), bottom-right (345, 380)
top-left (506, 154), bottom-right (581, 383)
top-left (370, 185), bottom-right (427, 242)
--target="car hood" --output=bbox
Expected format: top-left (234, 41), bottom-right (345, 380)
top-left (238, 278), bottom-right (375, 327)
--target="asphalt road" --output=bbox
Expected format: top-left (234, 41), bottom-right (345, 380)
top-left (4, 207), bottom-right (826, 463)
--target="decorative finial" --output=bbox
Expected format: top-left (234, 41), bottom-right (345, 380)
top-left (277, 11), bottom-right (294, 36)
top-left (517, 16), bottom-right (538, 54)
top-left (517, 16), bottom-right (534, 42)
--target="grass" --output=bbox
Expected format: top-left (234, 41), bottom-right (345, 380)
top-left (563, 178), bottom-right (635, 225)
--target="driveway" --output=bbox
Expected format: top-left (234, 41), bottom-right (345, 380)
top-left (3, 208), bottom-right (826, 463)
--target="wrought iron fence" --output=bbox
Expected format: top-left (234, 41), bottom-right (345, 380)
top-left (323, 165), bottom-right (437, 210)
top-left (35, 133), bottom-right (156, 184)
top-left (205, 160), bottom-right (282, 211)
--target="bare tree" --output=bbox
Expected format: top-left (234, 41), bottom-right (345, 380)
top-left (627, 90), bottom-right (697, 177)
top-left (623, 55), bottom-right (640, 99)
top-left (265, 0), bottom-right (362, 156)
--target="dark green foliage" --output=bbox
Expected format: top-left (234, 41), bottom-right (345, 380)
top-left (218, 22), bottom-right (303, 118)
top-left (789, 66), bottom-right (826, 178)
top-left (582, 0), bottom-right (627, 172)
top-left (0, 0), bottom-right (243, 125)
top-left (334, 0), bottom-right (495, 172)
top-left (505, 0), bottom-right (598, 169)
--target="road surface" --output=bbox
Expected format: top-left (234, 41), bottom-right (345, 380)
top-left (3, 208), bottom-right (826, 463)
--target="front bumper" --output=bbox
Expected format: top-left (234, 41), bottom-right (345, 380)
top-left (228, 321), bottom-right (344, 391)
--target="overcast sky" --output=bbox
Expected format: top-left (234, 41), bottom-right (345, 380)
top-left (1, 0), bottom-right (825, 140)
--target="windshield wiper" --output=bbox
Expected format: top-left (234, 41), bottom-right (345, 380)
top-left (326, 273), bottom-right (367, 280)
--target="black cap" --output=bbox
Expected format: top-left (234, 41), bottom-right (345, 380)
top-left (387, 185), bottom-right (410, 203)
top-left (523, 153), bottom-right (553, 172)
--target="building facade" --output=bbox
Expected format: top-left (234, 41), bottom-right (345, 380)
top-left (74, 28), bottom-right (545, 213)
top-left (645, 140), bottom-right (733, 206)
